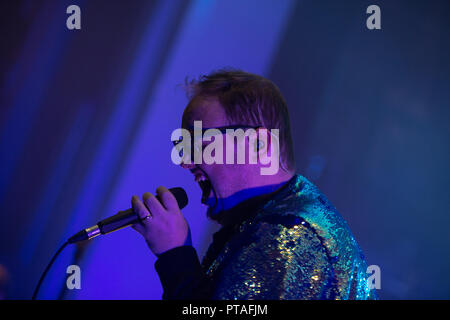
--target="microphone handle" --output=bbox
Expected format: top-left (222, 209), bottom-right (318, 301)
top-left (98, 209), bottom-right (138, 234)
top-left (68, 187), bottom-right (188, 244)
top-left (98, 186), bottom-right (188, 235)
top-left (67, 211), bottom-right (136, 244)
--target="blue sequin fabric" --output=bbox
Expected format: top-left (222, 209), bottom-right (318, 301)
top-left (202, 174), bottom-right (378, 299)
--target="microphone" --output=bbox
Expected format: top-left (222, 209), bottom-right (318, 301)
top-left (68, 187), bottom-right (188, 244)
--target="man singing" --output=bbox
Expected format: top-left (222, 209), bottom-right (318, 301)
top-left (131, 69), bottom-right (377, 300)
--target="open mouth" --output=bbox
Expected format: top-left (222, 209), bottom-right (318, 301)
top-left (198, 178), bottom-right (212, 204)
top-left (194, 172), bottom-right (213, 204)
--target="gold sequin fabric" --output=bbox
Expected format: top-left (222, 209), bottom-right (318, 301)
top-left (202, 175), bottom-right (378, 300)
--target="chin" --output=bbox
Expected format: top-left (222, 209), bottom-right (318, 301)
top-left (206, 205), bottom-right (221, 221)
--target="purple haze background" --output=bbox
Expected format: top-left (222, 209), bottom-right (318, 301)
top-left (0, 0), bottom-right (449, 299)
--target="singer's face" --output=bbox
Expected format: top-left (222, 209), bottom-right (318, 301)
top-left (180, 96), bottom-right (256, 214)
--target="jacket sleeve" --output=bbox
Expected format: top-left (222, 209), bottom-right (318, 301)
top-left (154, 245), bottom-right (212, 300)
top-left (211, 216), bottom-right (335, 300)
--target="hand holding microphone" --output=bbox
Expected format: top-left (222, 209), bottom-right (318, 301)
top-left (68, 186), bottom-right (189, 255)
top-left (131, 186), bottom-right (190, 256)
top-left (34, 186), bottom-right (189, 299)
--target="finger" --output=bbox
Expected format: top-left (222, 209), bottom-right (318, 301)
top-left (142, 192), bottom-right (165, 218)
top-left (131, 195), bottom-right (151, 222)
top-left (156, 186), bottom-right (179, 212)
top-left (131, 223), bottom-right (145, 235)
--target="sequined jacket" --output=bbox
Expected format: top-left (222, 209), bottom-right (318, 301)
top-left (155, 174), bottom-right (377, 300)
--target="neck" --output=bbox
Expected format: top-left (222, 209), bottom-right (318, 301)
top-left (208, 172), bottom-right (295, 225)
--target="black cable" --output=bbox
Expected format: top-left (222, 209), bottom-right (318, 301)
top-left (32, 241), bottom-right (69, 300)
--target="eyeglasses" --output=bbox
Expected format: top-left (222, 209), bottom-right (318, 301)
top-left (172, 125), bottom-right (261, 162)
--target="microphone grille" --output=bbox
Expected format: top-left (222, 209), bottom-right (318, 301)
top-left (168, 187), bottom-right (188, 209)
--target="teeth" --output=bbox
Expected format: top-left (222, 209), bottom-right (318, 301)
top-left (195, 175), bottom-right (207, 182)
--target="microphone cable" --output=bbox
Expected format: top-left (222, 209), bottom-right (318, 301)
top-left (32, 241), bottom-right (69, 300)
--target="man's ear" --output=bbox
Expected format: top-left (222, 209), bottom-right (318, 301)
top-left (255, 127), bottom-right (270, 158)
top-left (258, 128), bottom-right (281, 176)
